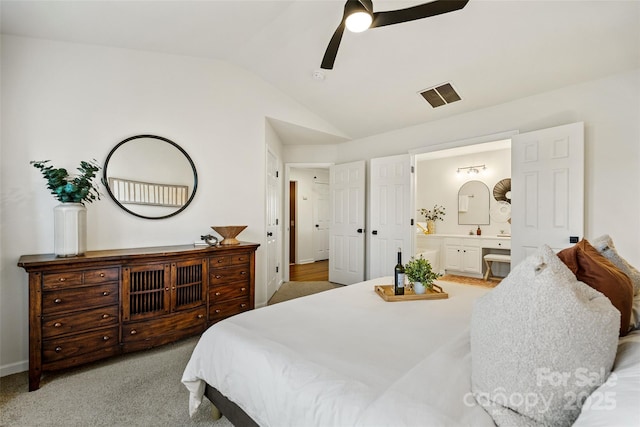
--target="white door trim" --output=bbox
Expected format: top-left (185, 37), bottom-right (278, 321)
top-left (409, 130), bottom-right (519, 156)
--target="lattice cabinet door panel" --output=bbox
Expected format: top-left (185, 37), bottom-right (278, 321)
top-left (122, 264), bottom-right (171, 321)
top-left (171, 258), bottom-right (207, 312)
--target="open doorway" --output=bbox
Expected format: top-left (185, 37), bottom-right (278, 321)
top-left (285, 164), bottom-right (332, 283)
top-left (414, 138), bottom-right (512, 279)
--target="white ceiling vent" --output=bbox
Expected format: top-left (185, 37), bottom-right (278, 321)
top-left (419, 83), bottom-right (461, 108)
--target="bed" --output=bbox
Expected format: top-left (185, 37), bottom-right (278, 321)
top-left (182, 272), bottom-right (640, 426)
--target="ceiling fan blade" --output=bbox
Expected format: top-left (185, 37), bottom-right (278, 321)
top-left (371, 0), bottom-right (469, 28)
top-left (321, 22), bottom-right (346, 70)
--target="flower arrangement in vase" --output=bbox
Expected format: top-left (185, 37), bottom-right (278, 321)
top-left (31, 160), bottom-right (101, 257)
top-left (419, 204), bottom-right (446, 234)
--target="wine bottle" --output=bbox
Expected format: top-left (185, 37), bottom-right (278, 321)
top-left (394, 248), bottom-right (405, 296)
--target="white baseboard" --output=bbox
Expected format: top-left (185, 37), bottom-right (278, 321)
top-left (1, 360), bottom-right (28, 378)
top-left (297, 258), bottom-right (315, 265)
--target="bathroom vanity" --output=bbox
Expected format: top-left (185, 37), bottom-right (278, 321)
top-left (416, 234), bottom-right (511, 278)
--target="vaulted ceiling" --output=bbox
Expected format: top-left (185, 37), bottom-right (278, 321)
top-left (2, 0), bottom-right (639, 145)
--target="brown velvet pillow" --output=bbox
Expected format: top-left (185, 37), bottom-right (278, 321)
top-left (557, 239), bottom-right (633, 336)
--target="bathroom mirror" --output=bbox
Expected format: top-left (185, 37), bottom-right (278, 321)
top-left (458, 180), bottom-right (490, 225)
top-left (103, 135), bottom-right (197, 219)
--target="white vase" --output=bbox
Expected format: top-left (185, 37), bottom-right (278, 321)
top-left (54, 203), bottom-right (87, 257)
top-left (413, 282), bottom-right (426, 294)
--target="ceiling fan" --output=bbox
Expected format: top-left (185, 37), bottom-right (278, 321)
top-left (321, 0), bottom-right (469, 70)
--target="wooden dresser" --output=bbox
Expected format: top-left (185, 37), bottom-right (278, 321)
top-left (18, 242), bottom-right (259, 391)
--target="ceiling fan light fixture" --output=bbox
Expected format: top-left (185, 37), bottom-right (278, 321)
top-left (345, 10), bottom-right (372, 32)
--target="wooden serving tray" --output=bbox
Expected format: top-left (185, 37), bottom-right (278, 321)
top-left (374, 283), bottom-right (448, 302)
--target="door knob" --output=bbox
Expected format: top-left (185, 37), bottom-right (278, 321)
top-left (357, 228), bottom-right (364, 233)
top-left (372, 230), bottom-right (378, 235)
top-left (267, 232), bottom-right (273, 237)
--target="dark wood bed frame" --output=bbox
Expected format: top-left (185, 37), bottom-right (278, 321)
top-left (205, 384), bottom-right (259, 427)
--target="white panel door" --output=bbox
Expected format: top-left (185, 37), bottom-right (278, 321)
top-left (369, 154), bottom-right (412, 280)
top-left (511, 122), bottom-right (584, 266)
top-left (329, 161), bottom-right (365, 285)
top-left (266, 150), bottom-right (280, 301)
top-left (313, 182), bottom-right (330, 261)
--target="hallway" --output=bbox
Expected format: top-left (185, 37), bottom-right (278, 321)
top-left (289, 260), bottom-right (328, 281)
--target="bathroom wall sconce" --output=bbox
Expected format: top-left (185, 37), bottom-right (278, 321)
top-left (457, 164), bottom-right (486, 174)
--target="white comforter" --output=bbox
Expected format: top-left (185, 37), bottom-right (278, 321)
top-left (182, 277), bottom-right (496, 426)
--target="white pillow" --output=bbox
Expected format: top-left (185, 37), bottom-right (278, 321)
top-left (471, 245), bottom-right (620, 427)
top-left (591, 234), bottom-right (640, 295)
top-left (573, 329), bottom-right (640, 426)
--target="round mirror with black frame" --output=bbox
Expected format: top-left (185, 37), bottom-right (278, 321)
top-left (103, 135), bottom-right (198, 220)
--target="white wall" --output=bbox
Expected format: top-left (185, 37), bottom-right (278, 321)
top-left (0, 35), bottom-right (345, 376)
top-left (416, 148), bottom-right (511, 236)
top-left (325, 69), bottom-right (639, 266)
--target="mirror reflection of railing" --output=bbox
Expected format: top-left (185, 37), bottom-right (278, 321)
top-left (103, 135), bottom-right (197, 219)
top-left (108, 177), bottom-right (188, 207)
top-left (458, 180), bottom-right (490, 225)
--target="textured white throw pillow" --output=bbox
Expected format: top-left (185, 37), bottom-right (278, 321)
top-left (470, 245), bottom-right (619, 427)
top-left (591, 234), bottom-right (640, 295)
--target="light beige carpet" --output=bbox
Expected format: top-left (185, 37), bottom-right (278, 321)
top-left (267, 281), bottom-right (342, 305)
top-left (0, 337), bottom-right (230, 427)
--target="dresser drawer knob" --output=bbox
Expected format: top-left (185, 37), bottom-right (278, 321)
top-left (197, 314), bottom-right (204, 319)
top-left (217, 259), bottom-right (223, 263)
top-left (165, 287), bottom-right (170, 292)
top-left (240, 271), bottom-right (246, 275)
top-left (59, 278), bottom-right (66, 282)
top-left (215, 292), bottom-right (221, 296)
top-left (102, 314), bottom-right (110, 319)
top-left (100, 273), bottom-right (105, 277)
top-left (241, 287), bottom-right (246, 292)
top-left (215, 309), bottom-right (221, 314)
top-left (54, 322), bottom-right (62, 328)
top-left (241, 303), bottom-right (247, 308)
top-left (215, 275), bottom-right (221, 279)
top-left (54, 298), bottom-right (62, 304)
top-left (102, 336), bottom-right (110, 341)
top-left (102, 291), bottom-right (110, 296)
top-left (55, 346), bottom-right (62, 353)
top-left (130, 329), bottom-right (137, 335)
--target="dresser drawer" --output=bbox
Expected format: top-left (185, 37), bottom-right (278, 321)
top-left (210, 266), bottom-right (250, 286)
top-left (209, 255), bottom-right (231, 268)
top-left (42, 305), bottom-right (119, 339)
top-left (210, 282), bottom-right (250, 302)
top-left (122, 306), bottom-right (206, 344)
top-left (229, 252), bottom-right (251, 265)
top-left (42, 326), bottom-right (119, 364)
top-left (84, 268), bottom-right (119, 284)
top-left (210, 252), bottom-right (250, 268)
top-left (43, 267), bottom-right (119, 290)
top-left (43, 283), bottom-right (119, 314)
top-left (209, 297), bottom-right (250, 322)
top-left (43, 272), bottom-right (83, 288)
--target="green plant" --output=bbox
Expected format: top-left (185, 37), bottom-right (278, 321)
top-left (31, 159), bottom-right (101, 204)
top-left (419, 204), bottom-right (446, 222)
top-left (404, 255), bottom-right (441, 288)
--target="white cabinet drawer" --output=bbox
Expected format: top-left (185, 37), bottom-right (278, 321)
top-left (483, 239), bottom-right (511, 250)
